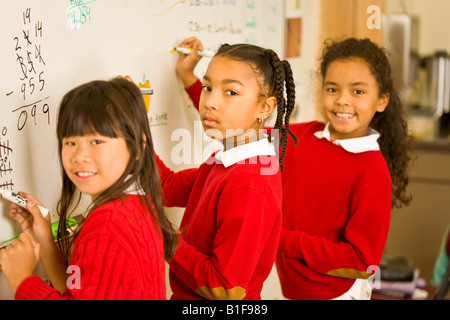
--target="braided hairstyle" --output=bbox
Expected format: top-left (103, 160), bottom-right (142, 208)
top-left (320, 38), bottom-right (413, 208)
top-left (215, 44), bottom-right (298, 171)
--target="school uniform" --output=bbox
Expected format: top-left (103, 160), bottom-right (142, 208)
top-left (15, 194), bottom-right (167, 300)
top-left (157, 138), bottom-right (282, 300)
top-left (277, 121), bottom-right (392, 300)
top-left (183, 81), bottom-right (389, 300)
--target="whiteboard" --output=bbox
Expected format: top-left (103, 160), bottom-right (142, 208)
top-left (0, 0), bottom-right (284, 243)
top-left (0, 0), bottom-right (285, 298)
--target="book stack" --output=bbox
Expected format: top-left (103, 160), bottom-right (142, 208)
top-left (372, 256), bottom-right (428, 299)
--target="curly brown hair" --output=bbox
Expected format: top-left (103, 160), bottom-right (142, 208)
top-left (320, 38), bottom-right (413, 208)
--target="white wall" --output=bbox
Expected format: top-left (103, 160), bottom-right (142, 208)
top-left (287, 0), bottom-right (321, 123)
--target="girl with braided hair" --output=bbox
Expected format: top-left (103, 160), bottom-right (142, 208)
top-left (176, 37), bottom-right (412, 300)
top-left (157, 42), bottom-right (297, 300)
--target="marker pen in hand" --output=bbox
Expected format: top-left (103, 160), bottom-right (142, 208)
top-left (171, 46), bottom-right (215, 58)
top-left (0, 189), bottom-right (49, 218)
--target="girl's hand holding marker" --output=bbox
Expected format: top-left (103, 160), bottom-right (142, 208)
top-left (0, 189), bottom-right (49, 218)
top-left (171, 46), bottom-right (215, 58)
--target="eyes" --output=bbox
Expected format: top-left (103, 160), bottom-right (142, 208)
top-left (63, 137), bottom-right (105, 147)
top-left (202, 85), bottom-right (238, 96)
top-left (325, 87), bottom-right (365, 95)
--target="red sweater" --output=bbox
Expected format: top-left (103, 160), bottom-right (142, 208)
top-left (15, 196), bottom-right (166, 300)
top-left (277, 122), bottom-right (391, 299)
top-left (156, 154), bottom-right (282, 300)
top-left (185, 81), bottom-right (392, 299)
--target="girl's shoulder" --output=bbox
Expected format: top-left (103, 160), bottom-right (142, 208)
top-left (285, 121), bottom-right (325, 146)
top-left (290, 121), bottom-right (325, 134)
top-left (265, 121), bottom-right (324, 142)
top-left (82, 196), bottom-right (151, 232)
top-left (74, 196), bottom-right (159, 250)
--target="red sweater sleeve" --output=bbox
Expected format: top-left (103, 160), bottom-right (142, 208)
top-left (15, 197), bottom-right (166, 300)
top-left (169, 186), bottom-right (280, 300)
top-left (15, 234), bottom-right (140, 300)
top-left (185, 79), bottom-right (202, 111)
top-left (155, 154), bottom-right (198, 207)
top-left (279, 178), bottom-right (392, 279)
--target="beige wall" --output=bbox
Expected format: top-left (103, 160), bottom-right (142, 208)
top-left (386, 0), bottom-right (450, 55)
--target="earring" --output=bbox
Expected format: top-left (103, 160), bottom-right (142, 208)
top-left (258, 118), bottom-right (264, 123)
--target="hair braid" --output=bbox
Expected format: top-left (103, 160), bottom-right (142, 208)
top-left (282, 60), bottom-right (299, 145)
top-left (216, 44), bottom-right (298, 172)
top-left (264, 50), bottom-right (285, 130)
top-left (264, 50), bottom-right (298, 171)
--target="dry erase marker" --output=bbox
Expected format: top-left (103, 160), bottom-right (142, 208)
top-left (140, 88), bottom-right (154, 95)
top-left (0, 189), bottom-right (49, 218)
top-left (171, 46), bottom-right (215, 58)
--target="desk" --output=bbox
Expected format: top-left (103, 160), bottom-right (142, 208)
top-left (371, 285), bottom-right (439, 300)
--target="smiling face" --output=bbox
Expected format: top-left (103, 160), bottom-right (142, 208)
top-left (61, 134), bottom-right (130, 201)
top-left (199, 56), bottom-right (275, 148)
top-left (322, 58), bottom-right (389, 141)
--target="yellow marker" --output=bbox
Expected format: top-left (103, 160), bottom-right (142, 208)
top-left (138, 81), bottom-right (151, 113)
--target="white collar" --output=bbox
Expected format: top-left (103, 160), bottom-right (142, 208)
top-left (214, 136), bottom-right (277, 168)
top-left (314, 123), bottom-right (381, 154)
top-left (124, 176), bottom-right (145, 196)
top-left (125, 183), bottom-right (145, 196)
top-left (82, 177), bottom-right (144, 218)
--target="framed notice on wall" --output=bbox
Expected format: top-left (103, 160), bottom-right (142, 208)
top-left (285, 0), bottom-right (302, 59)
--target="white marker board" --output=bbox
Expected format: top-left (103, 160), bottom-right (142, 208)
top-left (0, 0), bottom-right (284, 299)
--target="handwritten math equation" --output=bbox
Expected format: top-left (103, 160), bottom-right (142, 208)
top-left (6, 8), bottom-right (50, 132)
top-left (67, 0), bottom-right (99, 30)
top-left (244, 0), bottom-right (280, 46)
top-left (156, 0), bottom-right (237, 16)
top-left (0, 127), bottom-right (14, 191)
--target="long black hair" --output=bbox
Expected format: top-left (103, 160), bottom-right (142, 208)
top-left (56, 78), bottom-right (178, 261)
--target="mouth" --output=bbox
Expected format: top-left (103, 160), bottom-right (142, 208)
top-left (203, 116), bottom-right (218, 127)
top-left (75, 171), bottom-right (97, 179)
top-left (333, 112), bottom-right (356, 120)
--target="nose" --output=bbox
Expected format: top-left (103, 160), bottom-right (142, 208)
top-left (202, 90), bottom-right (219, 111)
top-left (72, 143), bottom-right (91, 164)
top-left (335, 91), bottom-right (351, 106)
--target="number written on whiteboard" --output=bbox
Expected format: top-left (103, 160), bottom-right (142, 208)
top-left (67, 0), bottom-right (99, 30)
top-left (7, 8), bottom-right (51, 131)
top-left (12, 97), bottom-right (50, 131)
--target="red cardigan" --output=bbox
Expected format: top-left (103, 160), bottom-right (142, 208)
top-left (15, 196), bottom-right (166, 300)
top-left (156, 154), bottom-right (282, 300)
